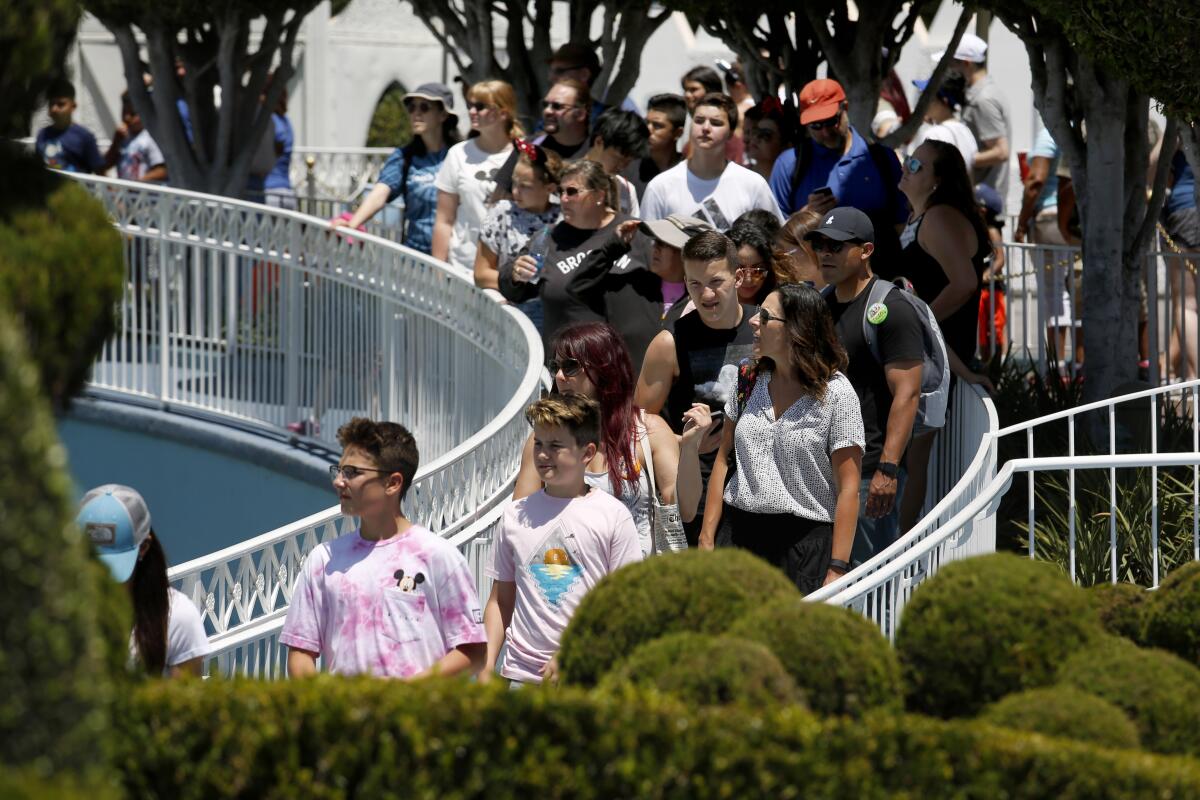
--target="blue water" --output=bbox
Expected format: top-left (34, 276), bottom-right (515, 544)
top-left (58, 417), bottom-right (333, 564)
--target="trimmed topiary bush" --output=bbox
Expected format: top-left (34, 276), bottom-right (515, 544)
top-left (557, 548), bottom-right (798, 685)
top-left (1089, 582), bottom-right (1150, 643)
top-left (896, 553), bottom-right (1101, 717)
top-left (1058, 635), bottom-right (1200, 757)
top-left (598, 632), bottom-right (801, 708)
top-left (978, 686), bottom-right (1140, 750)
top-left (726, 597), bottom-right (903, 717)
top-left (1143, 561), bottom-right (1200, 666)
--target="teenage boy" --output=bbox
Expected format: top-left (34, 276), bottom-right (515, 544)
top-left (581, 108), bottom-right (649, 215)
top-left (104, 91), bottom-right (168, 183)
top-left (622, 93), bottom-right (686, 199)
top-left (483, 394), bottom-right (641, 685)
top-left (281, 418), bottom-right (487, 678)
top-left (640, 93), bottom-right (781, 230)
top-left (811, 208), bottom-right (923, 565)
top-left (636, 230), bottom-right (757, 545)
top-left (35, 78), bottom-right (105, 174)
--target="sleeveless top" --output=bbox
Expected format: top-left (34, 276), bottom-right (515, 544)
top-left (583, 422), bottom-right (652, 557)
top-left (900, 212), bottom-right (988, 365)
top-left (664, 304), bottom-right (759, 435)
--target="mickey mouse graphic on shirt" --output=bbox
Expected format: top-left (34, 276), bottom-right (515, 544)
top-left (393, 569), bottom-right (426, 594)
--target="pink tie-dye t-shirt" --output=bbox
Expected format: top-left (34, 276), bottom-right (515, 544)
top-left (280, 525), bottom-right (485, 677)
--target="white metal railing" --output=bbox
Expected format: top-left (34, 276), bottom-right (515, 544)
top-left (821, 380), bottom-right (1200, 639)
top-left (70, 173), bottom-right (542, 643)
top-left (290, 146), bottom-right (392, 203)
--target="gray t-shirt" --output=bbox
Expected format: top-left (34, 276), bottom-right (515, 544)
top-left (962, 74), bottom-right (1011, 199)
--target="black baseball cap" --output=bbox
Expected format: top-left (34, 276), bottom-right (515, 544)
top-left (804, 206), bottom-right (875, 244)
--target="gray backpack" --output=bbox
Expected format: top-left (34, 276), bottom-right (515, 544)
top-left (826, 278), bottom-right (950, 434)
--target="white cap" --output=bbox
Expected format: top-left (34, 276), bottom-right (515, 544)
top-left (932, 33), bottom-right (988, 65)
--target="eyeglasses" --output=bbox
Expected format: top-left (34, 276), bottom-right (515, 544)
top-left (809, 237), bottom-right (864, 254)
top-left (749, 127), bottom-right (779, 141)
top-left (548, 357), bottom-right (584, 377)
top-left (905, 156), bottom-right (924, 174)
top-left (559, 186), bottom-right (593, 198)
top-left (542, 100), bottom-right (583, 112)
top-left (467, 101), bottom-right (495, 112)
top-left (404, 100), bottom-right (437, 114)
top-left (738, 264), bottom-right (769, 282)
top-left (806, 106), bottom-right (844, 131)
top-left (757, 308), bottom-right (786, 325)
top-left (329, 464), bottom-right (391, 482)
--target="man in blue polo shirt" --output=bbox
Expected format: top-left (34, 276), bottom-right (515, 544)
top-left (769, 79), bottom-right (907, 275)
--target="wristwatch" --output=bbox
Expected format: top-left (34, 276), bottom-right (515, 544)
top-left (877, 461), bottom-right (900, 479)
top-left (828, 558), bottom-right (851, 573)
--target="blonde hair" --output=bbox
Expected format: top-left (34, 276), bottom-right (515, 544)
top-left (469, 80), bottom-right (525, 139)
top-left (525, 393), bottom-right (601, 447)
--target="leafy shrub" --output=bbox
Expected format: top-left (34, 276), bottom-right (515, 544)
top-left (1058, 636), bottom-right (1200, 756)
top-left (598, 632), bottom-right (801, 708)
top-left (896, 553), bottom-right (1101, 717)
top-left (0, 0), bottom-right (79, 135)
top-left (1143, 561), bottom-right (1200, 666)
top-left (0, 308), bottom-right (116, 775)
top-left (111, 678), bottom-right (1200, 799)
top-left (726, 597), bottom-right (903, 717)
top-left (1089, 582), bottom-right (1150, 642)
top-left (557, 549), bottom-right (798, 686)
top-left (0, 767), bottom-right (118, 800)
top-left (0, 161), bottom-right (124, 409)
top-left (978, 686), bottom-right (1140, 750)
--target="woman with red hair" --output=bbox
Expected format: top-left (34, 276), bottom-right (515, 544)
top-left (513, 322), bottom-right (712, 556)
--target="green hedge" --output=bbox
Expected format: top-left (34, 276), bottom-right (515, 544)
top-left (1058, 635), bottom-right (1200, 757)
top-left (978, 686), bottom-right (1140, 750)
top-left (1144, 561), bottom-right (1200, 666)
top-left (557, 549), bottom-right (798, 686)
top-left (112, 677), bottom-right (1200, 799)
top-left (726, 597), bottom-right (903, 717)
top-left (896, 553), bottom-right (1101, 717)
top-left (598, 633), bottom-right (802, 708)
top-left (0, 767), bottom-right (118, 800)
top-left (1089, 582), bottom-right (1151, 643)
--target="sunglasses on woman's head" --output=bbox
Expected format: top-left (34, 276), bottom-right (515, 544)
top-left (905, 156), bottom-right (924, 174)
top-left (548, 357), bottom-right (584, 377)
top-left (404, 100), bottom-right (436, 114)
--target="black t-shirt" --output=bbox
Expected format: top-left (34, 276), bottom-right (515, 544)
top-left (664, 304), bottom-right (758, 434)
top-left (826, 277), bottom-right (924, 477)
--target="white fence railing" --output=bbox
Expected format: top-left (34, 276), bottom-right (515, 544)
top-left (70, 173), bottom-right (543, 643)
top-left (820, 379), bottom-right (1200, 639)
top-left (290, 146), bottom-right (392, 204)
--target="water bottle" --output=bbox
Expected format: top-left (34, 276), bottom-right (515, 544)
top-left (526, 225), bottom-right (552, 285)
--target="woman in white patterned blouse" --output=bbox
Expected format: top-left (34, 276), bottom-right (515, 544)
top-left (699, 282), bottom-right (864, 593)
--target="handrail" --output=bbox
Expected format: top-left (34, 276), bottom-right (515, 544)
top-left (995, 379), bottom-right (1200, 437)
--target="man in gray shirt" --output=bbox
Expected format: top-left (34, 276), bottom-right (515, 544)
top-left (941, 33), bottom-right (1012, 200)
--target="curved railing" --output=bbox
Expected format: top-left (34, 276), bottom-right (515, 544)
top-left (290, 146), bottom-right (392, 203)
top-left (70, 173), bottom-right (543, 642)
top-left (820, 380), bottom-right (1200, 639)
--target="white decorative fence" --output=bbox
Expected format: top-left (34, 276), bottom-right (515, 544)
top-left (290, 146), bottom-right (392, 204)
top-left (70, 174), bottom-right (543, 664)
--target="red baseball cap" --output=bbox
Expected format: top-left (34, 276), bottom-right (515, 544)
top-left (799, 79), bottom-right (846, 125)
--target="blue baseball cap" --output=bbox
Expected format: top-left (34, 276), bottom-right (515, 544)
top-left (76, 484), bottom-right (152, 583)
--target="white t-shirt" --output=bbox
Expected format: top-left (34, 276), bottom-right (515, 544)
top-left (912, 119), bottom-right (978, 176)
top-left (486, 488), bottom-right (642, 683)
top-left (434, 139), bottom-right (514, 273)
top-left (640, 159), bottom-right (783, 230)
top-left (118, 128), bottom-right (166, 182)
top-left (129, 587), bottom-right (211, 674)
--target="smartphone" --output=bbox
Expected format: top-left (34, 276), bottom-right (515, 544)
top-left (814, 186), bottom-right (834, 197)
top-left (708, 409), bottom-right (725, 424)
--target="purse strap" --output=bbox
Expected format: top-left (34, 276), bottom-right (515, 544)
top-left (637, 410), bottom-right (658, 501)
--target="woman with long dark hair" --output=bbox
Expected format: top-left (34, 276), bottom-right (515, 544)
top-left (514, 322), bottom-right (711, 556)
top-left (728, 215), bottom-right (782, 305)
top-left (76, 485), bottom-right (210, 677)
top-left (332, 83), bottom-right (461, 254)
top-left (896, 138), bottom-right (993, 531)
top-left (699, 284), bottom-right (864, 594)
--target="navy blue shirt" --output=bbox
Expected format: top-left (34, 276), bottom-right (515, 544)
top-left (35, 123), bottom-right (104, 173)
top-left (768, 126), bottom-right (906, 222)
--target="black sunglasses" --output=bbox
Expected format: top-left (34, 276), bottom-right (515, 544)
top-left (404, 100), bottom-right (438, 114)
top-left (806, 105), bottom-right (845, 131)
top-left (467, 101), bottom-right (495, 112)
top-left (542, 100), bottom-right (582, 112)
top-left (548, 357), bottom-right (584, 377)
top-left (560, 186), bottom-right (592, 198)
top-left (757, 308), bottom-right (786, 325)
top-left (809, 237), bottom-right (863, 254)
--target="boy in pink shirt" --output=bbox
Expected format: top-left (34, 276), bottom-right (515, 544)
top-left (483, 393), bottom-right (642, 685)
top-left (281, 418), bottom-right (486, 678)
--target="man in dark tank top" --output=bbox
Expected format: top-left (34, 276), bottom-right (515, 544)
top-left (636, 230), bottom-right (757, 545)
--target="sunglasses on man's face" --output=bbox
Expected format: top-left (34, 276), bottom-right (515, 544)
top-left (806, 109), bottom-right (843, 131)
top-left (542, 100), bottom-right (581, 112)
top-left (809, 237), bottom-right (862, 255)
top-left (548, 357), bottom-right (584, 377)
top-left (404, 100), bottom-right (437, 114)
top-left (905, 156), bottom-right (924, 174)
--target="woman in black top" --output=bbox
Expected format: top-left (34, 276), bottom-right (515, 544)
top-left (896, 139), bottom-right (993, 530)
top-left (500, 160), bottom-right (659, 373)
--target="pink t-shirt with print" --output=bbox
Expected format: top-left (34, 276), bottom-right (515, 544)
top-left (280, 524), bottom-right (485, 677)
top-left (487, 488), bottom-right (642, 683)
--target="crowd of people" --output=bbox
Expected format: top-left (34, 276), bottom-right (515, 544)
top-left (70, 35), bottom-right (1186, 686)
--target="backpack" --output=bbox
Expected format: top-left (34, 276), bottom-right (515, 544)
top-left (824, 278), bottom-right (949, 434)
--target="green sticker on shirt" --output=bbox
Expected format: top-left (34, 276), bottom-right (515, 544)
top-left (867, 302), bottom-right (889, 325)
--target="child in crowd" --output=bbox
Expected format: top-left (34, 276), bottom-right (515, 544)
top-left (975, 182), bottom-right (1008, 360)
top-left (35, 78), bottom-right (105, 174)
top-left (281, 418), bottom-right (487, 678)
top-left (104, 91), bottom-right (168, 183)
top-left (483, 393), bottom-right (642, 685)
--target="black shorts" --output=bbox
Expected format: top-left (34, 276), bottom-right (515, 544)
top-left (721, 506), bottom-right (833, 596)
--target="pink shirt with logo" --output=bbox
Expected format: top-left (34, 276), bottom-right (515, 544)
top-left (487, 488), bottom-right (642, 683)
top-left (281, 525), bottom-right (485, 678)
